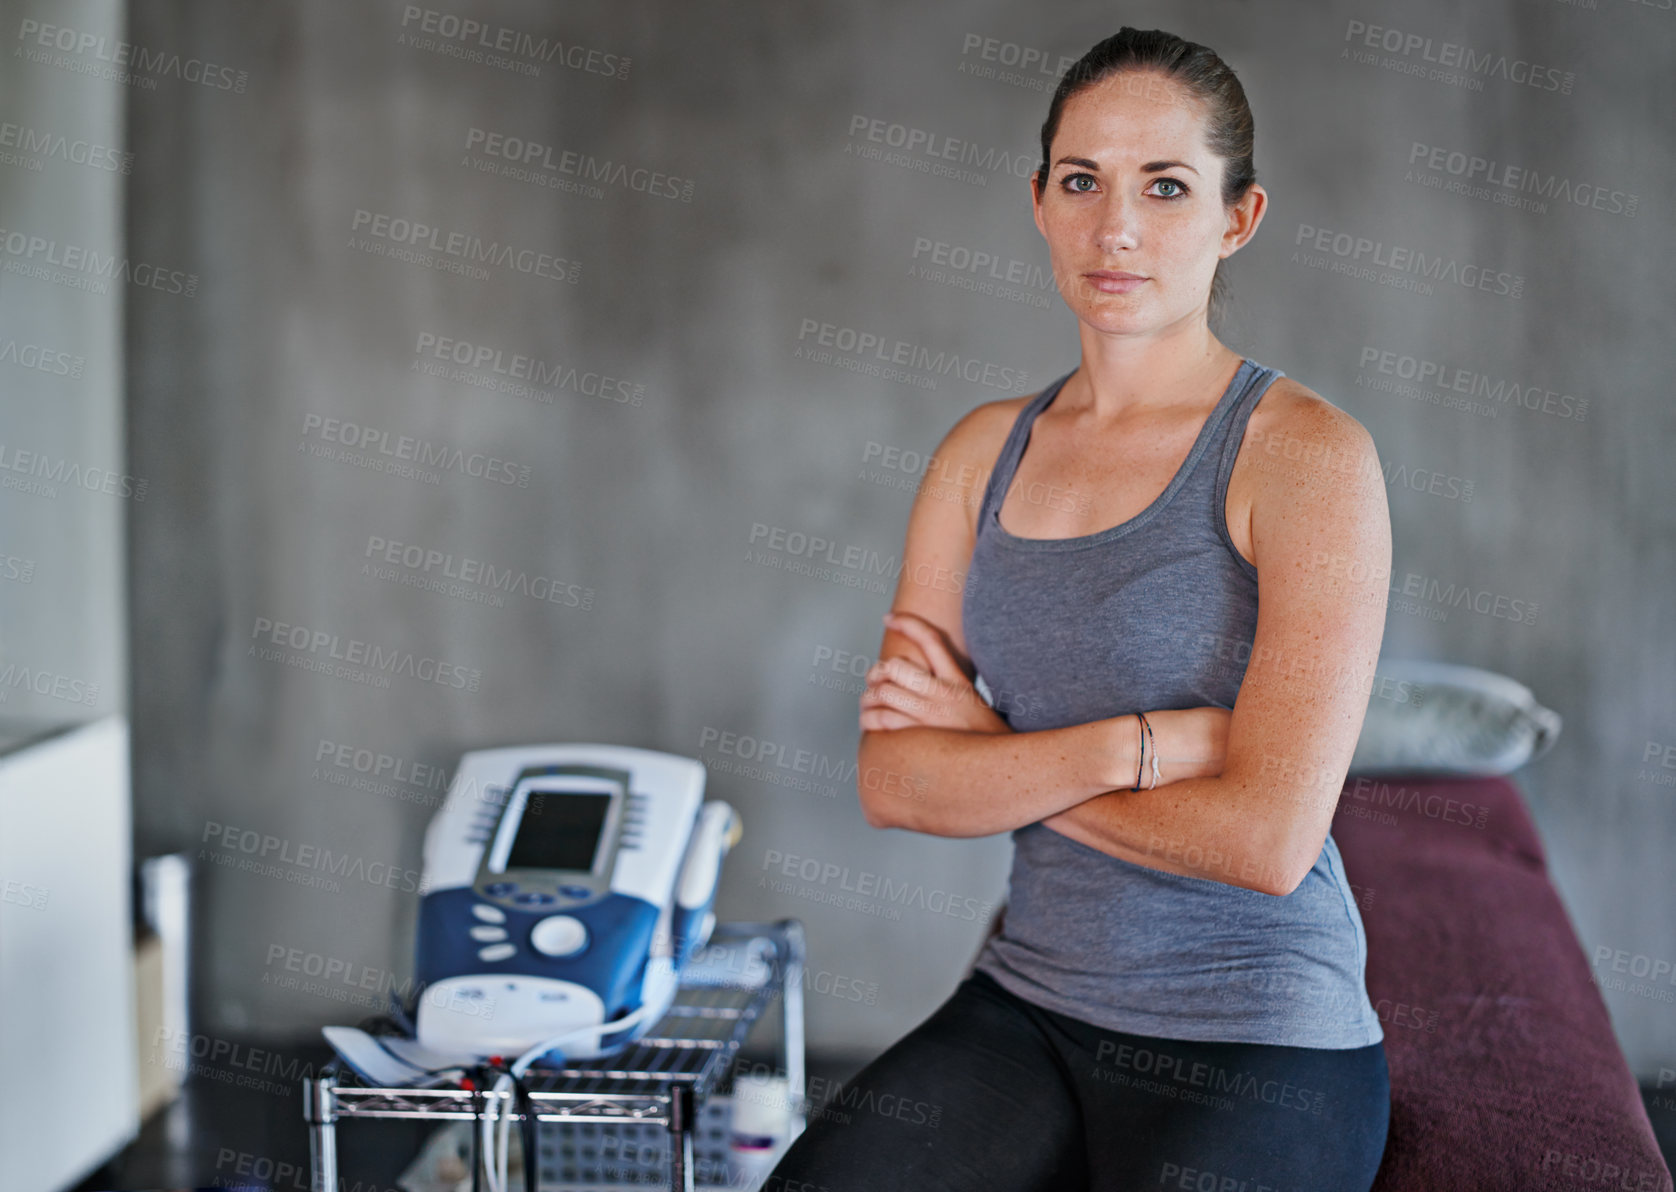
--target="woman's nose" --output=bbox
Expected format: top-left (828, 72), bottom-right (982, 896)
top-left (1093, 194), bottom-right (1140, 251)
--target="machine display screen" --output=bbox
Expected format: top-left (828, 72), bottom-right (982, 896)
top-left (505, 789), bottom-right (612, 872)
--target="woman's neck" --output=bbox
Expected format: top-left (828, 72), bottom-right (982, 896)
top-left (1066, 325), bottom-right (1243, 424)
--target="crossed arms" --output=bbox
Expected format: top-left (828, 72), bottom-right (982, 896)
top-left (856, 389), bottom-right (1391, 897)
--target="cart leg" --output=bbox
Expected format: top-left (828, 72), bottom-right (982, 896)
top-left (309, 1121), bottom-right (339, 1192)
top-left (668, 1083), bottom-right (695, 1192)
top-left (780, 920), bottom-right (807, 1134)
top-left (302, 1076), bottom-right (339, 1192)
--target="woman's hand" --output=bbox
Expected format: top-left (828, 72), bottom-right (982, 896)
top-left (860, 610), bottom-right (1014, 735)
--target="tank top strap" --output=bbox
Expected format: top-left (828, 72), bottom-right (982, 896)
top-left (975, 369), bottom-right (1076, 537)
top-left (1208, 361), bottom-right (1287, 556)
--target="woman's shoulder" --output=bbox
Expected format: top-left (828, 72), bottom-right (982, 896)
top-left (948, 388), bottom-right (1037, 434)
top-left (1246, 371), bottom-right (1380, 480)
top-left (932, 390), bottom-right (1039, 472)
top-left (1246, 368), bottom-right (1387, 526)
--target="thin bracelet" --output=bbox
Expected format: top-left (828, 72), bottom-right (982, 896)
top-left (1133, 714), bottom-right (1146, 791)
top-left (1132, 717), bottom-right (1159, 791)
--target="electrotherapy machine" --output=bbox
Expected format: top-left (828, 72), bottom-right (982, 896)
top-left (324, 742), bottom-right (742, 1081)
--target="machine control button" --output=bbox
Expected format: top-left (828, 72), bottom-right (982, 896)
top-left (485, 882), bottom-right (517, 897)
top-left (513, 891), bottom-right (556, 907)
top-left (471, 903), bottom-right (507, 923)
top-left (477, 943), bottom-right (517, 962)
top-left (529, 915), bottom-right (590, 958)
top-left (469, 925), bottom-right (508, 942)
top-left (558, 885), bottom-right (592, 899)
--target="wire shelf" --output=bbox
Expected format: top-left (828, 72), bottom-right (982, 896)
top-left (304, 919), bottom-right (806, 1192)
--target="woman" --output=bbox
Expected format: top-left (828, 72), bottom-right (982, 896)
top-left (766, 26), bottom-right (1393, 1192)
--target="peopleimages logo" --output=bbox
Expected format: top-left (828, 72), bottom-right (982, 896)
top-left (0, 223), bottom-right (198, 295)
top-left (1406, 141), bottom-right (1637, 218)
top-left (1341, 19), bottom-right (1575, 94)
top-left (1387, 570), bottom-right (1538, 626)
top-left (1293, 222), bottom-right (1523, 298)
top-left (1355, 347), bottom-right (1589, 422)
top-left (0, 439), bottom-right (146, 500)
top-left (0, 120), bottom-right (133, 173)
top-left (361, 534), bottom-right (595, 611)
top-left (1093, 1039), bottom-right (1326, 1115)
top-left (200, 820), bottom-right (429, 895)
top-left (758, 849), bottom-right (994, 922)
top-left (956, 33), bottom-right (1076, 88)
top-left (14, 18), bottom-right (250, 91)
top-left (844, 114), bottom-right (1036, 184)
top-left (248, 616), bottom-right (484, 692)
top-left (349, 209), bottom-right (581, 284)
top-left (300, 412), bottom-right (531, 487)
top-left (413, 331), bottom-right (645, 406)
top-left (398, 6), bottom-right (631, 79)
top-left (794, 317), bottom-right (1030, 393)
top-left (0, 337), bottom-right (86, 378)
top-left (464, 128), bottom-right (695, 201)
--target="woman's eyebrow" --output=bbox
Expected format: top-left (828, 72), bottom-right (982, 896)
top-left (1052, 156), bottom-right (1201, 175)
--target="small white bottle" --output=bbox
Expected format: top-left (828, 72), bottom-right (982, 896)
top-left (727, 1072), bottom-right (793, 1189)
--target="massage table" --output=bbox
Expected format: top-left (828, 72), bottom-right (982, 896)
top-left (1331, 772), bottom-right (1668, 1190)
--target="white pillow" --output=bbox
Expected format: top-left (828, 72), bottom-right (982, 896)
top-left (1349, 659), bottom-right (1562, 776)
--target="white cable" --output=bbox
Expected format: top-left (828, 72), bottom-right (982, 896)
top-left (477, 1003), bottom-right (663, 1192)
top-left (480, 1072), bottom-right (511, 1192)
top-left (512, 998), bottom-right (657, 1076)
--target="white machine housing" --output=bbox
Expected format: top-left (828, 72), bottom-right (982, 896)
top-left (413, 743), bottom-right (733, 1062)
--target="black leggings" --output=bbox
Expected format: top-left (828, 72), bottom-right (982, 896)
top-left (765, 969), bottom-right (1390, 1192)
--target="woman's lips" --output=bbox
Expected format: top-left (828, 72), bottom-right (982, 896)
top-left (1084, 271), bottom-right (1148, 294)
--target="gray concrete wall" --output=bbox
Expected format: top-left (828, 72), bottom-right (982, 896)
top-left (117, 0), bottom-right (1674, 1086)
top-left (0, 0), bottom-right (127, 733)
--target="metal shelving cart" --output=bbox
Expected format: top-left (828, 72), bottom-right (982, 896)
top-left (302, 919), bottom-right (806, 1192)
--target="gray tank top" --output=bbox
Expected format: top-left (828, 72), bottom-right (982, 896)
top-left (963, 358), bottom-right (1384, 1049)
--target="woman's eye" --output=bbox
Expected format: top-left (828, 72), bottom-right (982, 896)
top-left (1062, 172), bottom-right (1097, 193)
top-left (1151, 178), bottom-right (1189, 199)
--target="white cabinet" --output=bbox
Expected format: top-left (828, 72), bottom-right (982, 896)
top-left (0, 716), bottom-right (138, 1192)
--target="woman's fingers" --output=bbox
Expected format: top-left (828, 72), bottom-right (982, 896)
top-left (860, 704), bottom-right (918, 732)
top-left (868, 655), bottom-right (936, 697)
top-left (862, 675), bottom-right (934, 718)
top-left (871, 661), bottom-right (970, 722)
top-left (882, 611), bottom-right (968, 681)
top-left (863, 614), bottom-right (1000, 732)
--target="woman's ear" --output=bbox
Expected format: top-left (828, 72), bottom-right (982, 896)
top-left (1220, 183), bottom-right (1268, 259)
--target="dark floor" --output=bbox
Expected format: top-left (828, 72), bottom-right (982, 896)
top-left (1647, 1087), bottom-right (1676, 1174)
top-left (69, 1046), bottom-right (1676, 1192)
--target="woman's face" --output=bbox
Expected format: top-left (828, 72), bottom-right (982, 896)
top-left (1031, 70), bottom-right (1260, 335)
